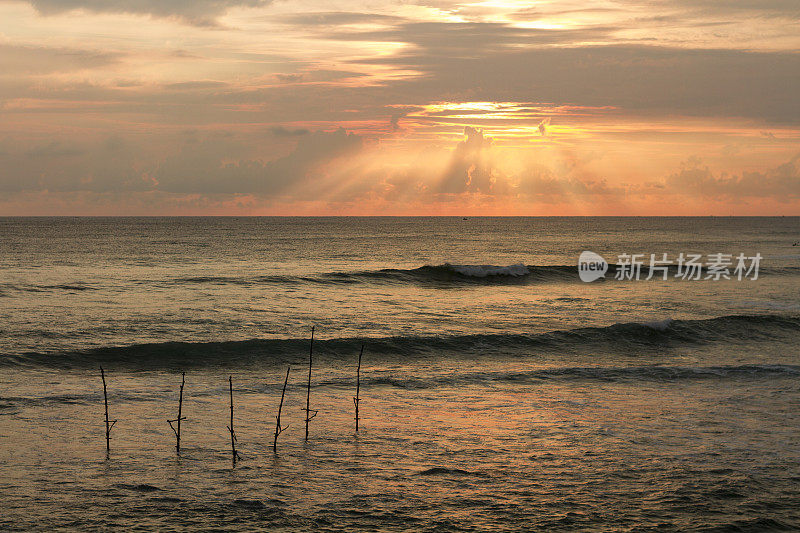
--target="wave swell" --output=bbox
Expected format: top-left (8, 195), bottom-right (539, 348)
top-left (2, 314), bottom-right (797, 369)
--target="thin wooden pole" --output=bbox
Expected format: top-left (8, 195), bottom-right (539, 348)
top-left (273, 366), bottom-right (290, 453)
top-left (227, 375), bottom-right (239, 465)
top-left (303, 326), bottom-right (318, 441)
top-left (167, 372), bottom-right (186, 455)
top-left (100, 366), bottom-right (116, 457)
top-left (177, 373), bottom-right (184, 452)
top-left (354, 344), bottom-right (363, 432)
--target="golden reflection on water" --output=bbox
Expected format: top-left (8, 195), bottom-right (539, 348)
top-left (1, 359), bottom-right (798, 530)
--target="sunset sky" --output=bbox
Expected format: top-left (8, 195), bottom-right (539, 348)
top-left (1, 0), bottom-right (798, 215)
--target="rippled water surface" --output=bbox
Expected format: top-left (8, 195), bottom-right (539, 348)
top-left (1, 217), bottom-right (799, 531)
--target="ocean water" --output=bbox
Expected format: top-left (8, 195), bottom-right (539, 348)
top-left (0, 216), bottom-right (799, 531)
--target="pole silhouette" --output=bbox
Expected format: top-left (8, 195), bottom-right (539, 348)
top-left (227, 375), bottom-right (240, 465)
top-left (167, 372), bottom-right (186, 455)
top-left (100, 366), bottom-right (117, 457)
top-left (354, 344), bottom-right (363, 432)
top-left (273, 366), bottom-right (290, 452)
top-left (303, 326), bottom-right (318, 441)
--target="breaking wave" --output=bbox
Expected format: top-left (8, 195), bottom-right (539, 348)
top-left (167, 263), bottom-right (573, 287)
top-left (144, 263), bottom-right (800, 287)
top-left (1, 263), bottom-right (797, 295)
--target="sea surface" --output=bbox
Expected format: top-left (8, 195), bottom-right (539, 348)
top-left (0, 216), bottom-right (799, 531)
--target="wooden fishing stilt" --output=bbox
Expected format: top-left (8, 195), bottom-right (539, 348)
top-left (354, 344), bottom-right (363, 432)
top-left (303, 326), bottom-right (318, 442)
top-left (100, 366), bottom-right (117, 458)
top-left (167, 372), bottom-right (186, 455)
top-left (227, 375), bottom-right (240, 465)
top-left (273, 366), bottom-right (290, 453)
